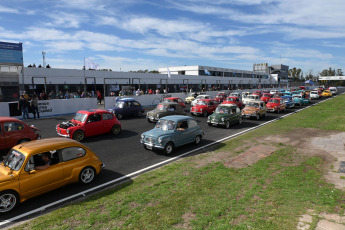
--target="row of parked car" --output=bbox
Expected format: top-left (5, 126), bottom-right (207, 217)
top-left (0, 86), bottom-right (336, 213)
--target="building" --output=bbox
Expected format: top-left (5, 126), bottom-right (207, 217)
top-left (253, 63), bottom-right (289, 86)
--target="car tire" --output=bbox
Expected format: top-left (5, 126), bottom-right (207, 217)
top-left (195, 135), bottom-right (201, 145)
top-left (73, 130), bottom-right (85, 142)
top-left (164, 142), bottom-right (174, 155)
top-left (0, 190), bottom-right (19, 213)
top-left (203, 111), bottom-right (208, 117)
top-left (79, 167), bottom-right (96, 184)
top-left (238, 117), bottom-right (243, 125)
top-left (225, 120), bottom-right (230, 129)
top-left (111, 124), bottom-right (121, 135)
top-left (138, 111), bottom-right (143, 117)
top-left (117, 113), bottom-right (123, 120)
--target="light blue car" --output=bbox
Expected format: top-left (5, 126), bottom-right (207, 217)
top-left (140, 115), bottom-right (204, 154)
top-left (293, 95), bottom-right (310, 106)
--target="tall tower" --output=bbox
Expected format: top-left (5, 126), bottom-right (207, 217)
top-left (42, 51), bottom-right (46, 68)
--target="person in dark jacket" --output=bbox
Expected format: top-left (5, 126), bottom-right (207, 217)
top-left (18, 95), bottom-right (30, 120)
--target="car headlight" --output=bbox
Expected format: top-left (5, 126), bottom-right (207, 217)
top-left (200, 108), bottom-right (203, 112)
top-left (158, 137), bottom-right (162, 143)
top-left (67, 129), bottom-right (69, 134)
top-left (141, 134), bottom-right (144, 139)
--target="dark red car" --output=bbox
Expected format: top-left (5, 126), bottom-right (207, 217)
top-left (56, 109), bottom-right (121, 141)
top-left (221, 96), bottom-right (244, 109)
top-left (260, 93), bottom-right (272, 103)
top-left (163, 97), bottom-right (186, 108)
top-left (0, 117), bottom-right (40, 150)
top-left (190, 99), bottom-right (218, 117)
top-left (214, 92), bottom-right (227, 103)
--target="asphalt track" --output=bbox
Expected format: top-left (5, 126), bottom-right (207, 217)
top-left (1, 89), bottom-right (344, 227)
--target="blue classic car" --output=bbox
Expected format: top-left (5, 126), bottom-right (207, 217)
top-left (107, 98), bottom-right (145, 119)
top-left (140, 115), bottom-right (204, 154)
top-left (293, 95), bottom-right (310, 106)
top-left (281, 95), bottom-right (295, 108)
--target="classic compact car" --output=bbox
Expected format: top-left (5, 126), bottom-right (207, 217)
top-left (281, 95), bottom-right (295, 108)
top-left (106, 98), bottom-right (145, 119)
top-left (56, 109), bottom-right (121, 141)
top-left (242, 94), bottom-right (261, 105)
top-left (229, 92), bottom-right (241, 98)
top-left (191, 95), bottom-right (212, 106)
top-left (252, 90), bottom-right (262, 97)
top-left (241, 92), bottom-right (251, 99)
top-left (310, 91), bottom-right (320, 99)
top-left (270, 89), bottom-right (279, 95)
top-left (214, 92), bottom-right (227, 103)
top-left (329, 87), bottom-right (337, 95)
top-left (207, 104), bottom-right (242, 128)
top-left (0, 117), bottom-right (40, 150)
top-left (241, 101), bottom-right (267, 120)
top-left (0, 138), bottom-right (104, 213)
top-left (321, 90), bottom-right (332, 97)
top-left (140, 115), bottom-right (204, 154)
top-left (266, 98), bottom-right (286, 113)
top-left (146, 102), bottom-right (186, 123)
top-left (163, 97), bottom-right (186, 108)
top-left (260, 93), bottom-right (272, 103)
top-left (293, 95), bottom-right (310, 106)
top-left (184, 92), bottom-right (206, 104)
top-left (222, 96), bottom-right (244, 109)
top-left (190, 99), bottom-right (218, 117)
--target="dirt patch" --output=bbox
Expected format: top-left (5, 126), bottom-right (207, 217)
top-left (174, 212), bottom-right (196, 229)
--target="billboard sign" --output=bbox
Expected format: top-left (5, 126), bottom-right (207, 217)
top-left (0, 41), bottom-right (23, 66)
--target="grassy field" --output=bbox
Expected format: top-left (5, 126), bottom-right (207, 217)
top-left (13, 94), bottom-right (345, 230)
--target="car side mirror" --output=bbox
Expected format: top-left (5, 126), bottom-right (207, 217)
top-left (29, 170), bottom-right (37, 174)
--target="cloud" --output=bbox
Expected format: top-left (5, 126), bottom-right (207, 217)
top-left (45, 12), bottom-right (87, 28)
top-left (0, 5), bottom-right (19, 14)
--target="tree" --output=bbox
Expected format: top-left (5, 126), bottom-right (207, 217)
top-left (336, 69), bottom-right (343, 76)
top-left (288, 67), bottom-right (302, 81)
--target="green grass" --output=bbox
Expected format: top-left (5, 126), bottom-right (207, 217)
top-left (12, 94), bottom-right (345, 230)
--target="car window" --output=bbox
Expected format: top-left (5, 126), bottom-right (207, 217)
top-left (88, 114), bottom-right (102, 123)
top-left (61, 147), bottom-right (86, 162)
top-left (4, 122), bottom-right (24, 132)
top-left (178, 99), bottom-right (182, 103)
top-left (188, 119), bottom-right (198, 128)
top-left (133, 101), bottom-right (140, 106)
top-left (231, 108), bottom-right (237, 114)
top-left (102, 113), bottom-right (113, 120)
top-left (176, 121), bottom-right (188, 131)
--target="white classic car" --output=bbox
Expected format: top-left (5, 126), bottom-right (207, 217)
top-left (191, 95), bottom-right (212, 106)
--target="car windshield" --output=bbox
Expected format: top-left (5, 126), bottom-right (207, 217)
top-left (115, 101), bottom-right (125, 108)
top-left (155, 119), bottom-right (176, 131)
top-left (3, 149), bottom-right (25, 171)
top-left (163, 99), bottom-right (173, 103)
top-left (216, 95), bottom-right (223, 98)
top-left (247, 102), bottom-right (260, 107)
top-left (269, 99), bottom-right (280, 103)
top-left (73, 113), bottom-right (88, 122)
top-left (156, 104), bottom-right (167, 111)
top-left (263, 94), bottom-right (270, 97)
top-left (226, 97), bottom-right (235, 101)
top-left (197, 100), bottom-right (208, 105)
top-left (215, 107), bottom-right (230, 113)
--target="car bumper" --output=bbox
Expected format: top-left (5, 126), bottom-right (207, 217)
top-left (147, 116), bottom-right (159, 122)
top-left (57, 132), bottom-right (70, 138)
top-left (242, 113), bottom-right (257, 118)
top-left (140, 139), bottom-right (164, 150)
top-left (267, 108), bottom-right (277, 112)
top-left (207, 120), bottom-right (225, 126)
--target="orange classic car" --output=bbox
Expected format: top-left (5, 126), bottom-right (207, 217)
top-left (0, 138), bottom-right (104, 213)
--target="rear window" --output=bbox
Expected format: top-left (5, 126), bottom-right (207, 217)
top-left (61, 147), bottom-right (86, 162)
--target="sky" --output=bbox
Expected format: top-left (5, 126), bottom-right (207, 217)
top-left (0, 0), bottom-right (344, 75)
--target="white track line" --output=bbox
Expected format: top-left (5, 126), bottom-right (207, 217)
top-left (1, 92), bottom-right (344, 226)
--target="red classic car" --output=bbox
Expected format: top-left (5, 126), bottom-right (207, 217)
top-left (0, 117), bottom-right (40, 150)
top-left (190, 99), bottom-right (218, 117)
top-left (266, 98), bottom-right (286, 113)
top-left (163, 97), bottom-right (186, 108)
top-left (252, 90), bottom-right (262, 97)
top-left (222, 96), bottom-right (244, 109)
top-left (56, 109), bottom-right (121, 141)
top-left (260, 93), bottom-right (273, 103)
top-left (214, 92), bottom-right (227, 103)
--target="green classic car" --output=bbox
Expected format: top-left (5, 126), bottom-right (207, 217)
top-left (207, 104), bottom-right (242, 128)
top-left (146, 102), bottom-right (186, 123)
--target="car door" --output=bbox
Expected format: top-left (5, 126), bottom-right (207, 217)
top-left (174, 120), bottom-right (191, 146)
top-left (60, 147), bottom-right (87, 183)
top-left (85, 114), bottom-right (104, 136)
top-left (102, 113), bottom-right (115, 132)
top-left (3, 122), bottom-right (24, 148)
top-left (19, 151), bottom-right (65, 199)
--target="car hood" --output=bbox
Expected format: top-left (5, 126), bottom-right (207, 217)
top-left (266, 103), bottom-right (278, 107)
top-left (209, 113), bottom-right (230, 120)
top-left (243, 107), bottom-right (258, 112)
top-left (142, 129), bottom-right (174, 138)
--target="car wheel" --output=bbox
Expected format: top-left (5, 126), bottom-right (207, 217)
top-left (164, 142), bottom-right (174, 155)
top-left (73, 130), bottom-right (85, 141)
top-left (79, 167), bottom-right (96, 184)
top-left (225, 120), bottom-right (230, 129)
top-left (256, 114), bottom-right (260, 120)
top-left (238, 117), bottom-right (243, 125)
top-left (195, 135), bottom-right (201, 145)
top-left (111, 124), bottom-right (121, 135)
top-left (138, 111), bottom-right (143, 117)
top-left (117, 113), bottom-right (123, 120)
top-left (0, 190), bottom-right (19, 213)
top-left (203, 111), bottom-right (208, 117)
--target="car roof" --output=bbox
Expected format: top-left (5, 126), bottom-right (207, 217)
top-left (199, 99), bottom-right (214, 102)
top-left (159, 115), bottom-right (194, 122)
top-left (164, 97), bottom-right (181, 100)
top-left (77, 109), bottom-right (110, 115)
top-left (159, 102), bottom-right (180, 106)
top-left (219, 104), bottom-right (238, 108)
top-left (0, 117), bottom-right (23, 122)
top-left (13, 137), bottom-right (86, 157)
top-left (269, 98), bottom-right (282, 100)
top-left (248, 100), bottom-right (264, 103)
top-left (119, 98), bottom-right (136, 101)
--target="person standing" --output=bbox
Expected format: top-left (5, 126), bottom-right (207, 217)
top-left (31, 94), bottom-right (40, 119)
top-left (18, 95), bottom-right (30, 120)
top-left (96, 90), bottom-right (102, 104)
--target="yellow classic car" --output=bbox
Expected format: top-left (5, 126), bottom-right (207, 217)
top-left (321, 90), bottom-right (332, 97)
top-left (0, 138), bottom-right (104, 213)
top-left (242, 100), bottom-right (267, 120)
